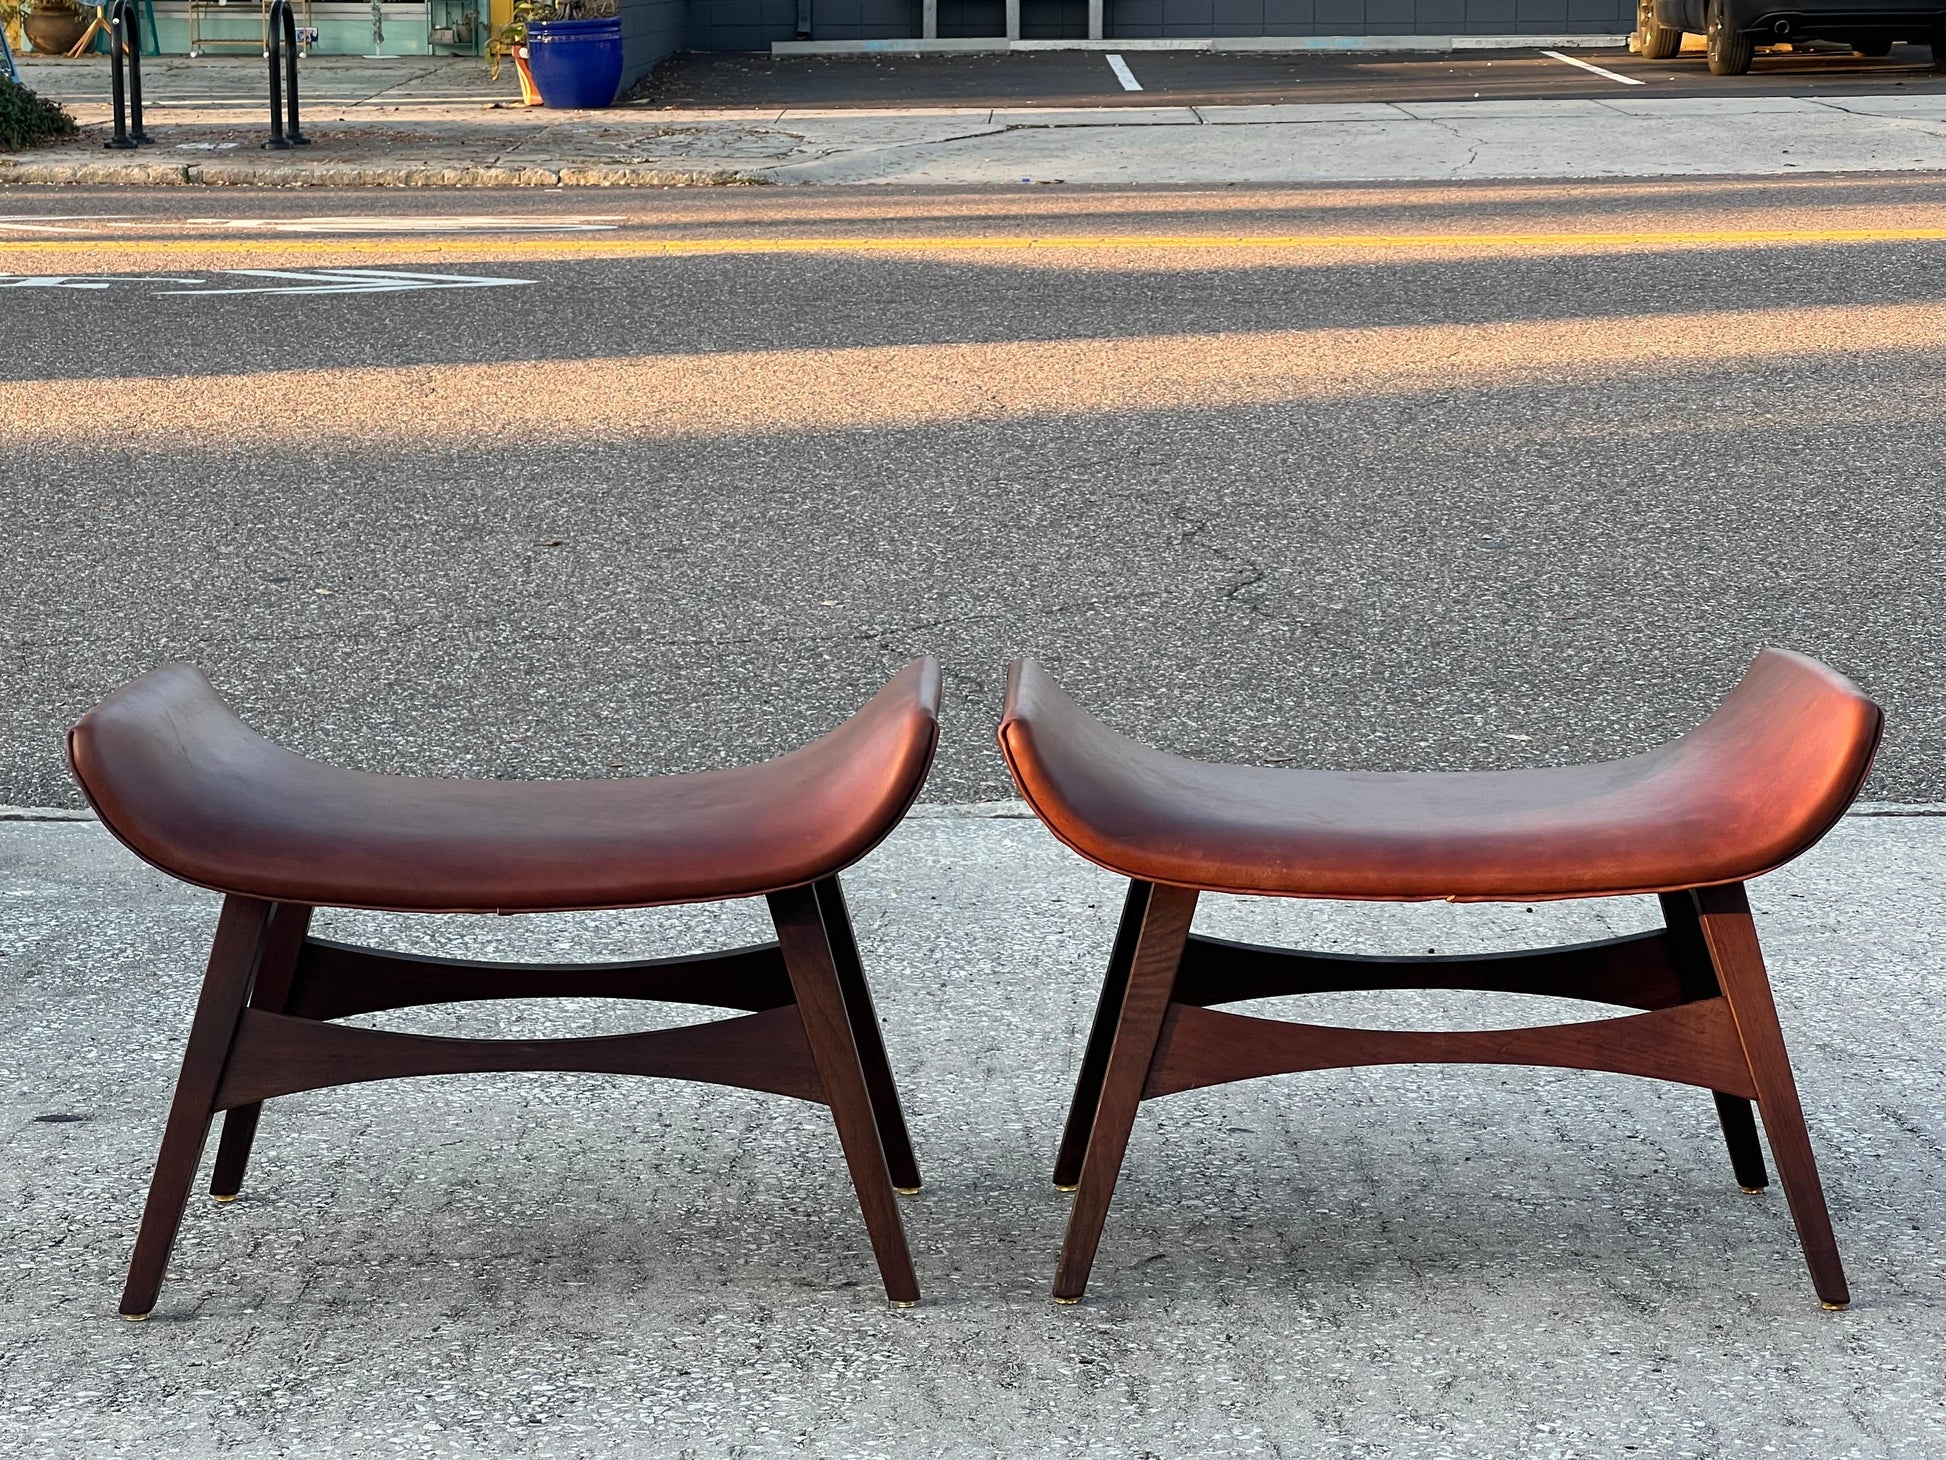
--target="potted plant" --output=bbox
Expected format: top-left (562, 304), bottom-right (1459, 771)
top-left (519, 0), bottom-right (622, 110)
top-left (19, 0), bottom-right (90, 56)
top-left (487, 0), bottom-right (546, 102)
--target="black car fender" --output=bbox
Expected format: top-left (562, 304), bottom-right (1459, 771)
top-left (1652, 0), bottom-right (1708, 31)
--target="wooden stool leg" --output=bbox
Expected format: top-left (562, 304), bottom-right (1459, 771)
top-left (1053, 883), bottom-right (1198, 1305)
top-left (813, 878), bottom-right (921, 1195)
top-left (121, 896), bottom-right (273, 1319)
top-left (1660, 891), bottom-right (1771, 1192)
top-left (1709, 1090), bottom-right (1771, 1193)
top-left (1695, 882), bottom-right (1850, 1309)
top-left (1053, 879), bottom-right (1151, 1190)
top-left (209, 903), bottom-right (313, 1201)
top-left (769, 884), bottom-right (920, 1306)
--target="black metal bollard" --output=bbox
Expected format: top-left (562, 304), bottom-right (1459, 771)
top-left (263, 0), bottom-right (310, 150)
top-left (122, 0), bottom-right (153, 144)
top-left (103, 0), bottom-right (151, 149)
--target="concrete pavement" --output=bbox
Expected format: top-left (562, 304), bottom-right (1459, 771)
top-left (12, 55), bottom-right (1946, 184)
top-left (2, 807), bottom-right (1944, 1456)
top-left (758, 93), bottom-right (1946, 183)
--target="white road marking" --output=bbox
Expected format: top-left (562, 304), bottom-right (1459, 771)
top-left (0, 214), bottom-right (620, 239)
top-left (1539, 49), bottom-right (1646, 85)
top-left (159, 268), bottom-right (536, 295)
top-left (0, 274), bottom-right (204, 289)
top-left (0, 269), bottom-right (530, 295)
top-left (184, 216), bottom-right (622, 233)
top-left (1106, 53), bottom-right (1143, 91)
top-left (0, 216), bottom-right (136, 234)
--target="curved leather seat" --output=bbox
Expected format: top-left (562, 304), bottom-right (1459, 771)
top-left (70, 659), bottom-right (940, 914)
top-left (999, 650), bottom-right (1880, 903)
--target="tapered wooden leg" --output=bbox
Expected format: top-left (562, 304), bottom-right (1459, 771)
top-left (1053, 880), bottom-right (1151, 1190)
top-left (121, 896), bottom-right (274, 1318)
top-left (1707, 1089), bottom-right (1770, 1192)
top-left (1695, 882), bottom-right (1850, 1309)
top-left (1053, 883), bottom-right (1198, 1304)
top-left (1660, 892), bottom-right (1770, 1192)
top-left (813, 878), bottom-right (921, 1195)
top-left (209, 903), bottom-right (314, 1201)
top-left (770, 884), bottom-right (920, 1305)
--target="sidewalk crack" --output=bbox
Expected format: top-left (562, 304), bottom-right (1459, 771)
top-left (353, 61), bottom-right (443, 106)
top-left (1419, 115), bottom-right (1481, 176)
top-left (1811, 98), bottom-right (1946, 136)
top-left (755, 126), bottom-right (1001, 175)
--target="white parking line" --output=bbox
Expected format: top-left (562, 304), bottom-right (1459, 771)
top-left (1106, 53), bottom-right (1143, 91)
top-left (1540, 49), bottom-right (1646, 85)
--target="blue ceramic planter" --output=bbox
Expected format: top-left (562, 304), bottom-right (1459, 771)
top-left (525, 17), bottom-right (624, 110)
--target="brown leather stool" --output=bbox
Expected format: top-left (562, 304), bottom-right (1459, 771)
top-left (999, 650), bottom-right (1879, 1308)
top-left (70, 659), bottom-right (940, 1316)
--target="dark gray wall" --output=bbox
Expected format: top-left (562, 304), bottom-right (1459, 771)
top-left (1022, 0), bottom-right (1091, 34)
top-left (620, 0), bottom-right (685, 83)
top-left (688, 0), bottom-right (791, 51)
top-left (682, 0), bottom-right (1626, 47)
top-left (689, 0), bottom-right (920, 48)
top-left (937, 0), bottom-right (1006, 32)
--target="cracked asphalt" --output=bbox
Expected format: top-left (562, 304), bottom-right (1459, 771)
top-left (4, 181), bottom-right (1944, 808)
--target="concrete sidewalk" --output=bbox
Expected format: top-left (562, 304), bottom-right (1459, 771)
top-left (10, 56), bottom-right (1946, 184)
top-left (2, 808), bottom-right (1943, 1456)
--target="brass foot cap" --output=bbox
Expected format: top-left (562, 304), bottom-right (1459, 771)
top-left (121, 1312), bottom-right (151, 1323)
top-left (894, 1186), bottom-right (921, 1196)
top-left (212, 1193), bottom-right (239, 1203)
top-left (1053, 1295), bottom-right (1081, 1306)
top-left (1739, 1186), bottom-right (1765, 1195)
top-left (1821, 1301), bottom-right (1849, 1312)
top-left (1054, 1183), bottom-right (1079, 1193)
top-left (888, 1299), bottom-right (919, 1309)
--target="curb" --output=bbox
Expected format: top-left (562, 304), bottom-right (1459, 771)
top-left (6, 801), bottom-right (1941, 823)
top-left (0, 801), bottom-right (1038, 822)
top-left (0, 160), bottom-right (768, 187)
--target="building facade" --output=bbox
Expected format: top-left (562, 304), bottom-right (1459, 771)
top-left (16, 0), bottom-right (1627, 87)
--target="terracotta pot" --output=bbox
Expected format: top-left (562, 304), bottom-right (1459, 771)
top-left (22, 7), bottom-right (92, 54)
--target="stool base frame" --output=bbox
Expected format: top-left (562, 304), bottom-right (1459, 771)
top-left (121, 876), bottom-right (921, 1316)
top-left (1052, 880), bottom-right (1848, 1309)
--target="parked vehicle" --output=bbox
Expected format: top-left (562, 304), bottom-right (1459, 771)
top-left (1637, 0), bottom-right (1946, 73)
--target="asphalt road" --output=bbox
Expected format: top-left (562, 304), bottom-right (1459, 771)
top-left (3, 182), bottom-right (1943, 808)
top-left (636, 43), bottom-right (1946, 108)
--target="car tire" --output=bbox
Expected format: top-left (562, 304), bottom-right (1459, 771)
top-left (1707, 0), bottom-right (1754, 73)
top-left (1931, 33), bottom-right (1946, 69)
top-left (1852, 37), bottom-right (1893, 55)
top-left (1638, 0), bottom-right (1684, 57)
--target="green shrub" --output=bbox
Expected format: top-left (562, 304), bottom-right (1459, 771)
top-left (0, 75), bottom-right (80, 152)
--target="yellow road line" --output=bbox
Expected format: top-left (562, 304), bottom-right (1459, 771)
top-left (4, 226), bottom-right (1946, 263)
